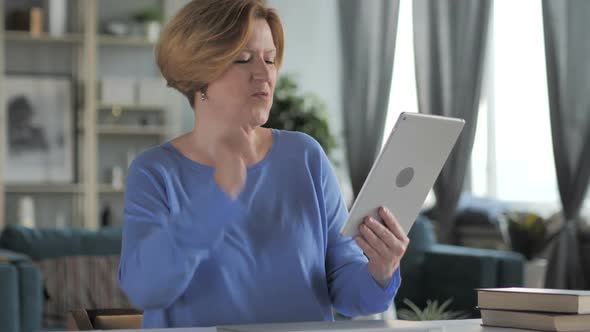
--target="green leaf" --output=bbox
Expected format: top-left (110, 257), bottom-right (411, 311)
top-left (399, 298), bottom-right (468, 321)
top-left (439, 298), bottom-right (453, 313)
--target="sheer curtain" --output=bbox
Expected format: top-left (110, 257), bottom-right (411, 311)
top-left (339, 0), bottom-right (400, 198)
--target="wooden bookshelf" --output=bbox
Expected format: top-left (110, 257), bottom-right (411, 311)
top-left (0, 0), bottom-right (177, 229)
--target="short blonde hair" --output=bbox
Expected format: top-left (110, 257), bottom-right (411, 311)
top-left (156, 0), bottom-right (285, 107)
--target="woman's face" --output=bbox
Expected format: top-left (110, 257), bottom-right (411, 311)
top-left (203, 19), bottom-right (278, 129)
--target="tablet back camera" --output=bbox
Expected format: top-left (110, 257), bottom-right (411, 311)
top-left (396, 167), bottom-right (414, 188)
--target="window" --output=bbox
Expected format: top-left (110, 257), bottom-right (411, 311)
top-left (385, 0), bottom-right (590, 216)
top-left (384, 0), bottom-right (417, 143)
top-left (472, 0), bottom-right (559, 214)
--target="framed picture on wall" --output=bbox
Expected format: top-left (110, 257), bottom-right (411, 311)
top-left (4, 75), bottom-right (74, 183)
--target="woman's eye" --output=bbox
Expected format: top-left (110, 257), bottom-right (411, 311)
top-left (234, 57), bottom-right (274, 64)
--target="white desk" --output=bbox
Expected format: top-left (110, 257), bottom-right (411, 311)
top-left (108, 319), bottom-right (536, 332)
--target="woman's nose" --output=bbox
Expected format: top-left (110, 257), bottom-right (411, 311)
top-left (252, 59), bottom-right (272, 82)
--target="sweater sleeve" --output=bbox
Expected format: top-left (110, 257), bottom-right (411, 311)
top-left (118, 161), bottom-right (245, 310)
top-left (320, 150), bottom-right (401, 317)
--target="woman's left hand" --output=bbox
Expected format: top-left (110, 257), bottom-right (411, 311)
top-left (354, 206), bottom-right (410, 289)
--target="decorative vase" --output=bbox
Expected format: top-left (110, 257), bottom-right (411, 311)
top-left (18, 196), bottom-right (36, 228)
top-left (524, 258), bottom-right (548, 288)
top-left (48, 0), bottom-right (67, 36)
top-left (145, 21), bottom-right (161, 43)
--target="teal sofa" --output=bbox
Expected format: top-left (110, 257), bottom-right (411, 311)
top-left (0, 224), bottom-right (126, 331)
top-left (0, 248), bottom-right (42, 332)
top-left (395, 215), bottom-right (525, 317)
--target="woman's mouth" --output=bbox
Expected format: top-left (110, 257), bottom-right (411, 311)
top-left (252, 92), bottom-right (270, 100)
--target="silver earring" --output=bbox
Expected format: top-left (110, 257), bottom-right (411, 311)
top-left (200, 90), bottom-right (207, 101)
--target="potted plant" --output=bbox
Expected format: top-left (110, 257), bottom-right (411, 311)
top-left (264, 74), bottom-right (338, 163)
top-left (132, 7), bottom-right (162, 42)
top-left (397, 298), bottom-right (469, 321)
top-left (505, 212), bottom-right (548, 288)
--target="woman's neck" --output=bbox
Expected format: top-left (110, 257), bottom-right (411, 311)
top-left (172, 125), bottom-right (272, 167)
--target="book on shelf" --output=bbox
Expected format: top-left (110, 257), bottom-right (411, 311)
top-left (477, 287), bottom-right (590, 314)
top-left (480, 308), bottom-right (590, 332)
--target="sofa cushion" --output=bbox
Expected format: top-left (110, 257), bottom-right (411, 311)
top-left (455, 194), bottom-right (507, 226)
top-left (0, 264), bottom-right (19, 332)
top-left (0, 225), bottom-right (122, 260)
top-left (16, 262), bottom-right (43, 332)
top-left (401, 216), bottom-right (437, 278)
top-left (0, 249), bottom-right (31, 263)
top-left (408, 216), bottom-right (437, 249)
top-left (423, 193), bottom-right (507, 227)
top-left (395, 216), bottom-right (437, 308)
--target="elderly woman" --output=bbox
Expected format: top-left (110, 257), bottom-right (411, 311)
top-left (118, 0), bottom-right (409, 328)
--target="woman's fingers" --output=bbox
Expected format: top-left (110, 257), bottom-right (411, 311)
top-left (354, 236), bottom-right (381, 262)
top-left (359, 221), bottom-right (392, 260)
top-left (379, 207), bottom-right (409, 244)
top-left (363, 216), bottom-right (398, 250)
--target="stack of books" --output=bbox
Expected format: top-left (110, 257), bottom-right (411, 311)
top-left (477, 288), bottom-right (590, 331)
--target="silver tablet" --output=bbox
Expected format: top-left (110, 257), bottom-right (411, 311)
top-left (340, 112), bottom-right (465, 237)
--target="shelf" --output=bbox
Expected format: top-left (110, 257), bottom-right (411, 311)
top-left (4, 32), bottom-right (155, 47)
top-left (4, 31), bottom-right (83, 44)
top-left (98, 104), bottom-right (165, 112)
top-left (99, 184), bottom-right (125, 193)
top-left (77, 122), bottom-right (168, 136)
top-left (98, 35), bottom-right (155, 47)
top-left (5, 184), bottom-right (83, 194)
top-left (97, 125), bottom-right (168, 136)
